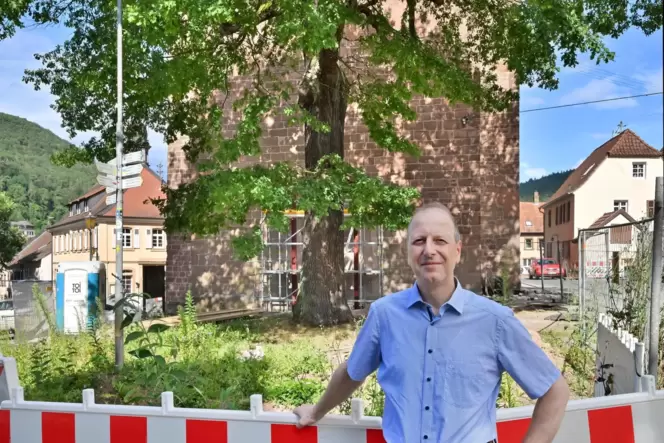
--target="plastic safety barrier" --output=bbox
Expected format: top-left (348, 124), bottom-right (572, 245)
top-left (1, 355), bottom-right (663, 442)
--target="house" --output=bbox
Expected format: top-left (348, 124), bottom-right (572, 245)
top-left (48, 166), bottom-right (167, 302)
top-left (520, 192), bottom-right (544, 272)
top-left (542, 129), bottom-right (662, 271)
top-left (10, 221), bottom-right (36, 241)
top-left (6, 231), bottom-right (53, 283)
top-left (165, 0), bottom-right (520, 313)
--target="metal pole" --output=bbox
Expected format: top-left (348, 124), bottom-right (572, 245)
top-left (114, 0), bottom-right (124, 370)
top-left (648, 176), bottom-right (663, 377)
top-left (579, 230), bottom-right (585, 333)
top-left (539, 239), bottom-right (544, 293)
top-left (557, 239), bottom-right (563, 301)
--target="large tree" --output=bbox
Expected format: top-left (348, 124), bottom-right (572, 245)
top-left (2, 0), bottom-right (660, 325)
top-left (0, 192), bottom-right (25, 269)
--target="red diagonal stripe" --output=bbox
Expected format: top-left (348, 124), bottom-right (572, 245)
top-left (271, 424), bottom-right (317, 443)
top-left (111, 415), bottom-right (147, 443)
top-left (497, 418), bottom-right (531, 443)
top-left (0, 410), bottom-right (9, 443)
top-left (186, 419), bottom-right (228, 443)
top-left (42, 412), bottom-right (75, 443)
top-left (588, 405), bottom-right (635, 443)
top-left (367, 428), bottom-right (387, 443)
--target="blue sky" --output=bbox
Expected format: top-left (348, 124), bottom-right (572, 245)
top-left (0, 23), bottom-right (662, 184)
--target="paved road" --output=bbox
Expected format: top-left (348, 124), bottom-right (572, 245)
top-left (520, 275), bottom-right (578, 293)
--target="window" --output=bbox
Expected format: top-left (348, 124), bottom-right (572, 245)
top-left (122, 271), bottom-right (133, 294)
top-left (525, 238), bottom-right (533, 250)
top-left (548, 210), bottom-right (551, 227)
top-left (76, 202), bottom-right (81, 214)
top-left (647, 200), bottom-right (655, 218)
top-left (69, 205), bottom-right (73, 217)
top-left (84, 200), bottom-right (89, 212)
top-left (152, 229), bottom-right (165, 248)
top-left (632, 162), bottom-right (645, 178)
top-left (122, 228), bottom-right (132, 248)
top-left (566, 201), bottom-right (571, 222)
top-left (555, 206), bottom-right (559, 225)
top-left (614, 200), bottom-right (628, 212)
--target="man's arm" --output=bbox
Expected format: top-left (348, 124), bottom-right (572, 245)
top-left (294, 303), bottom-right (382, 427)
top-left (523, 376), bottom-right (570, 443)
top-left (294, 361), bottom-right (364, 426)
top-left (497, 310), bottom-right (570, 442)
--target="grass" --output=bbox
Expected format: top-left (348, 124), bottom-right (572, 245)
top-left (1, 290), bottom-right (539, 416)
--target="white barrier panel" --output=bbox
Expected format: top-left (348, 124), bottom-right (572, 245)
top-left (596, 313), bottom-right (645, 396)
top-left (0, 351), bottom-right (663, 443)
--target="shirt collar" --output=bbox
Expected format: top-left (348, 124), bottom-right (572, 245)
top-left (404, 278), bottom-right (467, 314)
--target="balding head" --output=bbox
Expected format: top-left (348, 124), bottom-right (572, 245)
top-left (407, 202), bottom-right (461, 244)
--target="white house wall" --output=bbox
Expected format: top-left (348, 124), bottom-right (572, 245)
top-left (574, 157), bottom-right (662, 237)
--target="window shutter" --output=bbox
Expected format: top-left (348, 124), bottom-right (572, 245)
top-left (146, 229), bottom-right (152, 249)
top-left (112, 229), bottom-right (116, 248)
top-left (83, 231), bottom-right (87, 250)
top-left (134, 228), bottom-right (140, 248)
top-left (92, 227), bottom-right (98, 248)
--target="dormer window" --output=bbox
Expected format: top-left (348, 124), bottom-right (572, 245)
top-left (76, 202), bottom-right (81, 214)
top-left (69, 205), bottom-right (74, 216)
top-left (84, 200), bottom-right (89, 212)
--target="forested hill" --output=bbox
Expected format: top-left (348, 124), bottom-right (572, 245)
top-left (0, 113), bottom-right (96, 233)
top-left (520, 169), bottom-right (574, 202)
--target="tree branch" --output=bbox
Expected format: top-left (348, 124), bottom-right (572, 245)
top-left (218, 5), bottom-right (280, 37)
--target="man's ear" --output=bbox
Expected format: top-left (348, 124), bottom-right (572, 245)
top-left (456, 242), bottom-right (462, 263)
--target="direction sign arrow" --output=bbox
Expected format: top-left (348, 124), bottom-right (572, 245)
top-left (122, 150), bottom-right (145, 165)
top-left (95, 161), bottom-right (143, 177)
top-left (96, 174), bottom-right (116, 188)
top-left (121, 176), bottom-right (143, 189)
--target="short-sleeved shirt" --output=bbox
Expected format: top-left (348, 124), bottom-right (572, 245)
top-left (346, 280), bottom-right (561, 443)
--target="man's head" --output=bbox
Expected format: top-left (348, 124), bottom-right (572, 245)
top-left (407, 202), bottom-right (462, 288)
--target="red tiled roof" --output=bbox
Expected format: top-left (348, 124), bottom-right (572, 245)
top-left (588, 209), bottom-right (636, 229)
top-left (520, 202), bottom-right (544, 233)
top-left (544, 130), bottom-right (661, 207)
top-left (50, 166), bottom-right (166, 229)
top-left (10, 231), bottom-right (52, 266)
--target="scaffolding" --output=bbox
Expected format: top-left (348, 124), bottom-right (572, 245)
top-left (259, 210), bottom-right (385, 311)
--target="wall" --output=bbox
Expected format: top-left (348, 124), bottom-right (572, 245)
top-left (575, 157), bottom-right (662, 236)
top-left (166, 22), bottom-right (520, 314)
top-left (595, 313), bottom-right (645, 397)
top-left (52, 222), bottom-right (167, 298)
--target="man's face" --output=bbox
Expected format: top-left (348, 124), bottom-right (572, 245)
top-left (407, 208), bottom-right (462, 286)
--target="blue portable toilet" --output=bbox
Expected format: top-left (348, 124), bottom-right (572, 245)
top-left (55, 261), bottom-right (105, 333)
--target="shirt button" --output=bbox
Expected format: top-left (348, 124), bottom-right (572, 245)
top-left (425, 406), bottom-right (430, 411)
top-left (424, 436), bottom-right (429, 440)
top-left (427, 377), bottom-right (431, 382)
top-left (428, 349), bottom-right (433, 354)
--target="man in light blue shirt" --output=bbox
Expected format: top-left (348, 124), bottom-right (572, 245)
top-left (294, 202), bottom-right (569, 442)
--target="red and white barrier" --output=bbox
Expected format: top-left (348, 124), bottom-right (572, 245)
top-left (1, 354), bottom-right (663, 443)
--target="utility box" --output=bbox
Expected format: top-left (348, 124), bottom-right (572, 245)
top-left (55, 262), bottom-right (105, 333)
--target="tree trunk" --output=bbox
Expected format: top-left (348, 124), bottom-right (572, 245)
top-left (293, 47), bottom-right (354, 326)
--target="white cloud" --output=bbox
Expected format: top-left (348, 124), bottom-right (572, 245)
top-left (521, 162), bottom-right (548, 180)
top-left (633, 68), bottom-right (663, 94)
top-left (558, 77), bottom-right (639, 110)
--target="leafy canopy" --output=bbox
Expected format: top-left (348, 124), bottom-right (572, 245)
top-left (0, 192), bottom-right (25, 269)
top-left (2, 0), bottom-right (660, 258)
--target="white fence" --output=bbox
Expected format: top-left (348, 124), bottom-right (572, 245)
top-left (1, 355), bottom-right (664, 442)
top-left (595, 313), bottom-right (646, 397)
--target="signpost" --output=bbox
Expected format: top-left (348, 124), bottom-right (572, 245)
top-left (95, 137), bottom-right (144, 370)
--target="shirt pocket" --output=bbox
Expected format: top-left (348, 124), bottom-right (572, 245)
top-left (440, 358), bottom-right (492, 409)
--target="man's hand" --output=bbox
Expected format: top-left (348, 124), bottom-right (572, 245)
top-left (293, 404), bottom-right (320, 428)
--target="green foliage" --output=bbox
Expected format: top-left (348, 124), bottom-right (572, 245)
top-left (520, 170), bottom-right (574, 202)
top-left (1, 0), bottom-right (660, 263)
top-left (0, 113), bottom-right (97, 232)
top-left (0, 191), bottom-right (24, 268)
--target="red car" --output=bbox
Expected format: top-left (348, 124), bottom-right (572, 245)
top-left (529, 258), bottom-right (566, 279)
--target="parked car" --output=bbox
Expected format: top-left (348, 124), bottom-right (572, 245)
top-left (529, 258), bottom-right (566, 279)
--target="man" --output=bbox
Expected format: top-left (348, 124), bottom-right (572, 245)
top-left (293, 202), bottom-right (570, 443)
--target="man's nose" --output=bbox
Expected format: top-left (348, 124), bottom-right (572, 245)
top-left (422, 238), bottom-right (435, 255)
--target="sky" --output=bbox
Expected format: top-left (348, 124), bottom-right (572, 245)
top-left (0, 21), bottom-right (662, 185)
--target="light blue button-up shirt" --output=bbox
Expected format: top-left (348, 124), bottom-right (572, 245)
top-left (346, 280), bottom-right (561, 443)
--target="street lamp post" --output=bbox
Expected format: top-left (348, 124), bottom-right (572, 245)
top-left (85, 216), bottom-right (97, 261)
